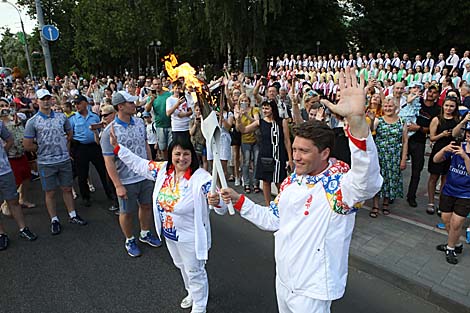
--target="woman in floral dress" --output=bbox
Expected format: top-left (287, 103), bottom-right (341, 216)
top-left (369, 96), bottom-right (408, 217)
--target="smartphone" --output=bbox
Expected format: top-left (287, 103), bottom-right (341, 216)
top-left (90, 122), bottom-right (104, 130)
top-left (151, 89), bottom-right (157, 95)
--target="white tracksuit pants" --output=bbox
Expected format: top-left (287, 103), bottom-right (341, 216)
top-left (276, 277), bottom-right (332, 313)
top-left (166, 240), bottom-right (208, 313)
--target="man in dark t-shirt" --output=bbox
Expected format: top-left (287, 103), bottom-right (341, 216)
top-left (406, 85), bottom-right (441, 207)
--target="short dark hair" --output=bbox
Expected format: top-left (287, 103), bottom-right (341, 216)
top-left (293, 120), bottom-right (335, 155)
top-left (166, 136), bottom-right (200, 175)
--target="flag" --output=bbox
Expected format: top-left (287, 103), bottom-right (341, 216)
top-left (17, 32), bottom-right (25, 45)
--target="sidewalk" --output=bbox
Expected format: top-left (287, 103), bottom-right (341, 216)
top-left (231, 162), bottom-right (470, 313)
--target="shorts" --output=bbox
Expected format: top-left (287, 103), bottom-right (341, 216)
top-left (156, 127), bottom-right (172, 151)
top-left (207, 132), bottom-right (232, 161)
top-left (9, 155), bottom-right (31, 185)
top-left (118, 179), bottom-right (154, 214)
top-left (0, 171), bottom-right (19, 202)
top-left (439, 194), bottom-right (470, 218)
top-left (38, 160), bottom-right (73, 191)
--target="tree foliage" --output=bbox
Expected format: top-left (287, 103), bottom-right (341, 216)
top-left (6, 0), bottom-right (467, 77)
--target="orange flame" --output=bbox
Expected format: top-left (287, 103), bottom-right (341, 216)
top-left (164, 53), bottom-right (203, 91)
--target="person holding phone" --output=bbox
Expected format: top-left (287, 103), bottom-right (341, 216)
top-left (432, 125), bottom-right (470, 264)
top-left (166, 80), bottom-right (193, 143)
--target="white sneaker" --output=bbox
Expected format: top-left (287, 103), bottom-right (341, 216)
top-left (234, 177), bottom-right (241, 186)
top-left (180, 294), bottom-right (193, 309)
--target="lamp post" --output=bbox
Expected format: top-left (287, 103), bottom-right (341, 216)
top-left (0, 45), bottom-right (4, 67)
top-left (2, 0), bottom-right (34, 78)
top-left (155, 40), bottom-right (161, 77)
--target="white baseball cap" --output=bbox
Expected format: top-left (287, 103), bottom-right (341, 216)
top-left (36, 89), bottom-right (52, 99)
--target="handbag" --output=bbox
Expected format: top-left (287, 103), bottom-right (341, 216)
top-left (260, 157), bottom-right (275, 172)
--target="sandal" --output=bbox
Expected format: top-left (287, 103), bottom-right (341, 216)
top-left (253, 186), bottom-right (261, 193)
top-left (244, 185), bottom-right (251, 194)
top-left (369, 207), bottom-right (379, 218)
top-left (382, 204), bottom-right (391, 216)
top-left (426, 203), bottom-right (435, 215)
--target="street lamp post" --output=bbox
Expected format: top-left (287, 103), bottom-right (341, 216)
top-left (0, 45), bottom-right (4, 67)
top-left (155, 40), bottom-right (161, 77)
top-left (2, 0), bottom-right (34, 78)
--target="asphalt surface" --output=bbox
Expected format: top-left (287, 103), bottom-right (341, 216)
top-left (0, 176), bottom-right (449, 313)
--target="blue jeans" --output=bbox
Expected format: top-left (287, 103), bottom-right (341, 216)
top-left (241, 142), bottom-right (259, 187)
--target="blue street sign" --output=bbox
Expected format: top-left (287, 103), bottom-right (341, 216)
top-left (42, 25), bottom-right (59, 41)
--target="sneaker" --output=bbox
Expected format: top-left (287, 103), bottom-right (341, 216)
top-left (88, 183), bottom-right (96, 193)
top-left (125, 238), bottom-right (141, 257)
top-left (445, 248), bottom-right (458, 265)
top-left (436, 244), bottom-right (463, 254)
top-left (466, 228), bottom-right (470, 244)
top-left (51, 220), bottom-right (62, 235)
top-left (234, 177), bottom-right (241, 186)
top-left (30, 171), bottom-right (40, 182)
top-left (139, 232), bottom-right (162, 247)
top-left (19, 227), bottom-right (38, 241)
top-left (180, 294), bottom-right (193, 309)
top-left (0, 234), bottom-right (8, 250)
top-left (436, 223), bottom-right (446, 230)
top-left (69, 215), bottom-right (88, 225)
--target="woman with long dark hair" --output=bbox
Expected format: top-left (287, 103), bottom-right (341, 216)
top-left (427, 96), bottom-right (460, 214)
top-left (235, 100), bottom-right (294, 206)
top-left (110, 134), bottom-right (227, 313)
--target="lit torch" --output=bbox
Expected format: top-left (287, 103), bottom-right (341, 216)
top-left (163, 54), bottom-right (235, 215)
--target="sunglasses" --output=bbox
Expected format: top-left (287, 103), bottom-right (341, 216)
top-left (101, 112), bottom-right (113, 118)
top-left (445, 96), bottom-right (459, 102)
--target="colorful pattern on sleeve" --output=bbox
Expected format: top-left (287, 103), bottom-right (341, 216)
top-left (148, 161), bottom-right (166, 178)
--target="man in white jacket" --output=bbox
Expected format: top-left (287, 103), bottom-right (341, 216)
top-left (221, 67), bottom-right (383, 313)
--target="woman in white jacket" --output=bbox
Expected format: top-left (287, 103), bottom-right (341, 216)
top-left (110, 133), bottom-right (226, 313)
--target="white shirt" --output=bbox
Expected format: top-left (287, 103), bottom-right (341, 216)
top-left (446, 54), bottom-right (459, 67)
top-left (237, 133), bottom-right (382, 301)
top-left (146, 123), bottom-right (157, 144)
top-left (166, 95), bottom-right (192, 132)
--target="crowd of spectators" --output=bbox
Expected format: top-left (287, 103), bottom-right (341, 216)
top-left (0, 47), bottom-right (469, 269)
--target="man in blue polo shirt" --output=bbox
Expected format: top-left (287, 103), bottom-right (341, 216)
top-left (101, 91), bottom-right (161, 257)
top-left (0, 120), bottom-right (37, 250)
top-left (69, 95), bottom-right (113, 207)
top-left (23, 89), bottom-right (87, 235)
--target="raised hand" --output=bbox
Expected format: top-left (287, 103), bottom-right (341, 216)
top-left (322, 67), bottom-right (369, 138)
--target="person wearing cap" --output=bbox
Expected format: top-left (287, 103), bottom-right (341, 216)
top-left (23, 89), bottom-right (87, 235)
top-left (100, 90), bottom-right (161, 257)
top-left (69, 94), bottom-right (114, 207)
top-left (398, 81), bottom-right (423, 137)
top-left (433, 122), bottom-right (470, 265)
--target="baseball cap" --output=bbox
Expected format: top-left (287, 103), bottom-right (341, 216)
top-left (16, 112), bottom-right (27, 121)
top-left (0, 97), bottom-right (10, 105)
top-left (142, 111), bottom-right (151, 118)
top-left (36, 89), bottom-right (52, 99)
top-left (73, 94), bottom-right (88, 104)
top-left (112, 91), bottom-right (138, 106)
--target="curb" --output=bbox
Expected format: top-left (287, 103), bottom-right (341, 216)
top-left (349, 252), bottom-right (470, 313)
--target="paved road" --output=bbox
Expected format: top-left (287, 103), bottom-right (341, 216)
top-left (0, 177), bottom-right (448, 313)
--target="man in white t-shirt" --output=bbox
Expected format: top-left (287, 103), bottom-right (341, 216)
top-left (166, 80), bottom-right (193, 142)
